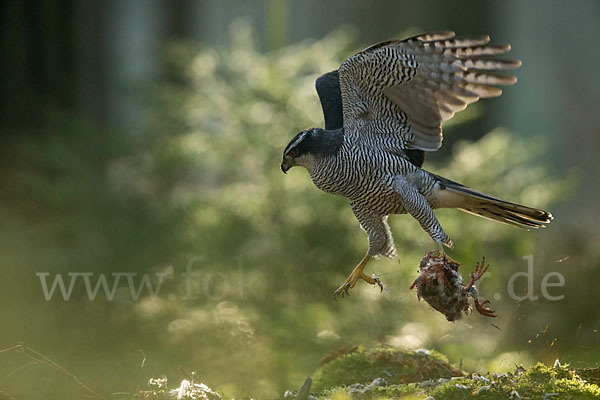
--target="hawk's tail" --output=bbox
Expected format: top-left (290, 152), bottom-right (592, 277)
top-left (432, 174), bottom-right (553, 229)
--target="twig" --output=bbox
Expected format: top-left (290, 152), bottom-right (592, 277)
top-left (0, 360), bottom-right (39, 385)
top-left (0, 343), bottom-right (106, 399)
top-left (0, 345), bottom-right (24, 354)
top-left (139, 350), bottom-right (147, 368)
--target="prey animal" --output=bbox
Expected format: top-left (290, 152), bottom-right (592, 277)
top-left (410, 252), bottom-right (495, 321)
top-left (280, 32), bottom-right (552, 299)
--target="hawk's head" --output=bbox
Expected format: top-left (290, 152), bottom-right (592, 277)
top-left (280, 128), bottom-right (325, 173)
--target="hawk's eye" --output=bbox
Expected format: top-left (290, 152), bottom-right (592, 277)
top-left (288, 150), bottom-right (296, 158)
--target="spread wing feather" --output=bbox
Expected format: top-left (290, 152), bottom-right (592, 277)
top-left (338, 31), bottom-right (520, 151)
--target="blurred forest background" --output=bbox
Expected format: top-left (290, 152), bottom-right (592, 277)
top-left (1, 1), bottom-right (599, 398)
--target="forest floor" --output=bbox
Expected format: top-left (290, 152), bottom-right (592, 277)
top-left (135, 346), bottom-right (600, 399)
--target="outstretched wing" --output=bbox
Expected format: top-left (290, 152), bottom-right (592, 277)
top-left (315, 69), bottom-right (426, 167)
top-left (338, 31), bottom-right (521, 151)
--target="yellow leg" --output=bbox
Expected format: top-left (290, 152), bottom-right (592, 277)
top-left (437, 242), bottom-right (446, 258)
top-left (333, 254), bottom-right (383, 299)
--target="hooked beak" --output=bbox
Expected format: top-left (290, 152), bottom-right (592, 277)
top-left (281, 158), bottom-right (291, 174)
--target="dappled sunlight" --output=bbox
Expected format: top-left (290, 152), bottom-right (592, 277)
top-left (488, 351), bottom-right (535, 373)
top-left (1, 17), bottom-right (594, 400)
top-left (385, 322), bottom-right (431, 350)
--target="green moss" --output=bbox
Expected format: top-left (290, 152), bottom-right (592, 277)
top-left (576, 367), bottom-right (600, 386)
top-left (312, 348), bottom-right (600, 400)
top-left (425, 363), bottom-right (600, 400)
top-left (311, 347), bottom-right (463, 393)
top-left (319, 383), bottom-right (421, 400)
top-left (370, 384), bottom-right (422, 399)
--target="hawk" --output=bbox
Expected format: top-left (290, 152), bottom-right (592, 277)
top-left (280, 31), bottom-right (552, 298)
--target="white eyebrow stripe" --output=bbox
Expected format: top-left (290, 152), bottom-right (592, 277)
top-left (288, 130), bottom-right (308, 151)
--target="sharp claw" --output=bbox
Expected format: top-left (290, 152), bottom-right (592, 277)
top-left (474, 300), bottom-right (496, 317)
top-left (372, 274), bottom-right (385, 293)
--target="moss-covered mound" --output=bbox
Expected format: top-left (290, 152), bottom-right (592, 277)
top-left (311, 347), bottom-right (464, 392)
top-left (308, 349), bottom-right (600, 400)
top-left (426, 363), bottom-right (600, 400)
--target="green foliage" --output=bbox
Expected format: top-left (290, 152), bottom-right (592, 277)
top-left (0, 22), bottom-right (581, 399)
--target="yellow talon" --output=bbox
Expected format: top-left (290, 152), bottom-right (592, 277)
top-left (334, 254), bottom-right (383, 299)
